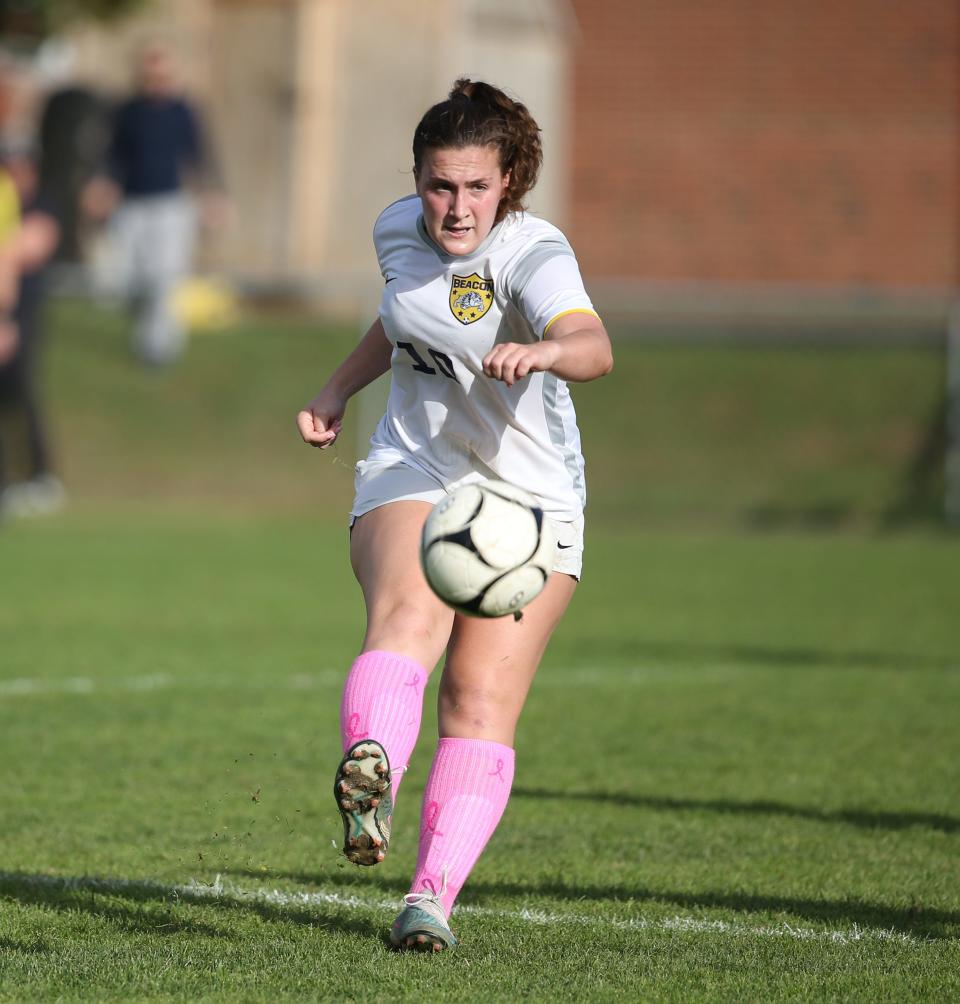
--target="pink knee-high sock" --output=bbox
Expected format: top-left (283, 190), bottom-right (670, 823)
top-left (409, 737), bottom-right (515, 915)
top-left (339, 650), bottom-right (428, 794)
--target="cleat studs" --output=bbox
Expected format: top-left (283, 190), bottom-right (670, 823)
top-left (338, 781), bottom-right (351, 793)
top-left (340, 798), bottom-right (353, 810)
top-left (344, 763), bottom-right (359, 775)
top-left (370, 751), bottom-right (382, 759)
top-left (375, 850), bottom-right (385, 862)
top-left (375, 779), bottom-right (388, 792)
top-left (370, 798), bottom-right (380, 808)
top-left (374, 763), bottom-right (387, 775)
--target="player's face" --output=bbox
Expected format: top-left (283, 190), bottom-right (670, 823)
top-left (416, 145), bottom-right (510, 257)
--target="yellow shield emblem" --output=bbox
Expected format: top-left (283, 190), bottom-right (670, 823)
top-left (449, 273), bottom-right (494, 325)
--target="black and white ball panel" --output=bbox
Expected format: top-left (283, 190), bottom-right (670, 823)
top-left (419, 479), bottom-right (557, 617)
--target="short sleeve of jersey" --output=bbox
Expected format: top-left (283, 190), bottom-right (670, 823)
top-left (517, 254), bottom-right (598, 338)
top-left (373, 195), bottom-right (419, 282)
top-left (505, 237), bottom-right (598, 338)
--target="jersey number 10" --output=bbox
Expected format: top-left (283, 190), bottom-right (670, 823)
top-left (397, 340), bottom-right (459, 383)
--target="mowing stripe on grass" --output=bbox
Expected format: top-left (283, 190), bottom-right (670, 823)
top-left (0, 872), bottom-right (927, 947)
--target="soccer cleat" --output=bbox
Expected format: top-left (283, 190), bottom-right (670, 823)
top-left (389, 884), bottom-right (457, 953)
top-left (334, 740), bottom-right (393, 866)
top-left (0, 475), bottom-right (66, 519)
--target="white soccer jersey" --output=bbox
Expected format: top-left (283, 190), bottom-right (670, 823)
top-left (366, 194), bottom-right (599, 521)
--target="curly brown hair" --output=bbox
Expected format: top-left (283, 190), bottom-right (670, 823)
top-left (413, 79), bottom-right (543, 221)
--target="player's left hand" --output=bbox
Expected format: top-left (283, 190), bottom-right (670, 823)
top-left (297, 386), bottom-right (346, 449)
top-left (482, 340), bottom-right (560, 388)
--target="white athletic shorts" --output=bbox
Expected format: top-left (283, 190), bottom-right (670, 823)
top-left (350, 456), bottom-right (585, 579)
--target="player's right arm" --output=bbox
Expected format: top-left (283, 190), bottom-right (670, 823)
top-left (297, 317), bottom-right (393, 449)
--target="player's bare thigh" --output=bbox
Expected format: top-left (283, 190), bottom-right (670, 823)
top-left (438, 572), bottom-right (577, 746)
top-left (350, 500), bottom-right (454, 670)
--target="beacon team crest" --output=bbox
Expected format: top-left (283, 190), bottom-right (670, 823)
top-left (449, 274), bottom-right (494, 325)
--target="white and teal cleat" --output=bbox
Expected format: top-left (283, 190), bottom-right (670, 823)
top-left (389, 887), bottom-right (458, 953)
top-left (333, 740), bottom-right (392, 866)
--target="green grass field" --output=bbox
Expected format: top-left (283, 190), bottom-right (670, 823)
top-left (0, 302), bottom-right (957, 1000)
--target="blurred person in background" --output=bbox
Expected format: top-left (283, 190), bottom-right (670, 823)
top-left (0, 163), bottom-right (19, 359)
top-left (0, 62), bottom-right (63, 520)
top-left (38, 79), bottom-right (111, 268)
top-left (0, 61), bottom-right (24, 402)
top-left (83, 41), bottom-right (227, 367)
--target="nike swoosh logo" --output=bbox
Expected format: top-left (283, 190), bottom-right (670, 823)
top-left (557, 542), bottom-right (574, 549)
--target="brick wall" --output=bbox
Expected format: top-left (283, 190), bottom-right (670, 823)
top-left (568, 1), bottom-right (958, 288)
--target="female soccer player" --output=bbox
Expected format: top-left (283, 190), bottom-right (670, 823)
top-left (297, 79), bottom-right (613, 952)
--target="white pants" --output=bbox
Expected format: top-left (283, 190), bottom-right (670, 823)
top-left (106, 193), bottom-right (197, 365)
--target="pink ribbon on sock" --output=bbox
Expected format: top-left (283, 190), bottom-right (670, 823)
top-left (345, 712), bottom-right (368, 741)
top-left (423, 800), bottom-right (445, 837)
top-left (488, 758), bottom-right (506, 782)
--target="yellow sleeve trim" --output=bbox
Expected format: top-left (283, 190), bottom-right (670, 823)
top-left (543, 308), bottom-right (600, 336)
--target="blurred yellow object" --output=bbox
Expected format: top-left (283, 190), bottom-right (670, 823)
top-left (0, 168), bottom-right (20, 245)
top-left (171, 276), bottom-right (240, 332)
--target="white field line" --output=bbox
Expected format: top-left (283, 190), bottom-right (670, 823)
top-left (4, 661), bottom-right (955, 701)
top-left (0, 667), bottom-right (665, 700)
top-left (0, 671), bottom-right (344, 698)
top-left (0, 871), bottom-right (928, 948)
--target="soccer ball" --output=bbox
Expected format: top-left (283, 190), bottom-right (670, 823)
top-left (420, 480), bottom-right (556, 617)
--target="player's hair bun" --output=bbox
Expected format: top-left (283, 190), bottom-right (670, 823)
top-left (413, 78), bottom-right (543, 221)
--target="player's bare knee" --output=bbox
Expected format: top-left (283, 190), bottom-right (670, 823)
top-left (438, 676), bottom-right (509, 733)
top-left (369, 595), bottom-right (449, 649)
